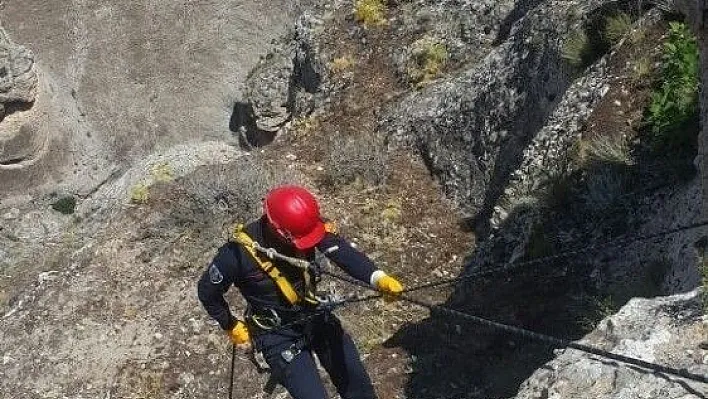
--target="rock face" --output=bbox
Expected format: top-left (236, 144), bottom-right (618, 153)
top-left (0, 26), bottom-right (39, 168)
top-left (383, 0), bottom-right (627, 218)
top-left (0, 0), bottom-right (312, 198)
top-left (389, 0), bottom-right (518, 81)
top-left (516, 290), bottom-right (708, 399)
top-left (685, 0), bottom-right (708, 221)
top-left (0, 27), bottom-right (36, 120)
top-left (235, 13), bottom-right (325, 147)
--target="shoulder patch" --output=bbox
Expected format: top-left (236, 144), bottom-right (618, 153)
top-left (209, 263), bottom-right (224, 284)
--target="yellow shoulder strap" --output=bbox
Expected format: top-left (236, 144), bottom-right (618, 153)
top-left (231, 224), bottom-right (300, 305)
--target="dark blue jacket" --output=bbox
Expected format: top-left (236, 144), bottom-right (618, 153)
top-left (197, 217), bottom-right (377, 330)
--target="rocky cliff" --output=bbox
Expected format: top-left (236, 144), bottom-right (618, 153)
top-left (1, 0), bottom-right (707, 398)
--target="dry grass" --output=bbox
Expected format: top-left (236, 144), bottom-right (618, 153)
top-left (604, 12), bottom-right (633, 45)
top-left (151, 162), bottom-right (175, 183)
top-left (329, 56), bottom-right (355, 74)
top-left (407, 37), bottom-right (448, 86)
top-left (354, 0), bottom-right (387, 27)
top-left (130, 182), bottom-right (150, 204)
top-left (580, 134), bottom-right (633, 166)
top-left (561, 30), bottom-right (590, 67)
top-left (321, 134), bottom-right (390, 187)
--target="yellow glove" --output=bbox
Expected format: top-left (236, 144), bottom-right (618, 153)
top-left (228, 321), bottom-right (251, 346)
top-left (376, 275), bottom-right (404, 302)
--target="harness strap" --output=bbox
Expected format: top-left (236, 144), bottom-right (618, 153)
top-left (232, 224), bottom-right (301, 305)
top-left (231, 221), bottom-right (339, 308)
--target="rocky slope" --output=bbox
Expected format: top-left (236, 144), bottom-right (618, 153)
top-left (1, 0), bottom-right (708, 398)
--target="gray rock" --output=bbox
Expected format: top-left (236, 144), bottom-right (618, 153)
top-left (383, 0), bottom-right (628, 217)
top-left (0, 27), bottom-right (37, 116)
top-left (516, 290), bottom-right (708, 399)
top-left (239, 13), bottom-right (325, 144)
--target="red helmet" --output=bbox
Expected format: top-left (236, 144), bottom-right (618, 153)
top-left (263, 185), bottom-right (326, 250)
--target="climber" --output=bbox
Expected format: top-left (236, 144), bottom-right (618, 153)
top-left (197, 184), bottom-right (404, 399)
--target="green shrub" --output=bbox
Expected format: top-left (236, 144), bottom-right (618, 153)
top-left (645, 22), bottom-right (699, 152)
top-left (130, 183), bottom-right (150, 204)
top-left (151, 162), bottom-right (175, 182)
top-left (561, 30), bottom-right (591, 67)
top-left (354, 0), bottom-right (386, 27)
top-left (407, 37), bottom-right (448, 86)
top-left (51, 195), bottom-right (77, 215)
top-left (578, 295), bottom-right (619, 331)
top-left (604, 12), bottom-right (633, 45)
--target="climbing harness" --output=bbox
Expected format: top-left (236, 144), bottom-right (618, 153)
top-left (232, 223), bottom-right (320, 306)
top-left (246, 307), bottom-right (283, 330)
top-left (231, 221), bottom-right (339, 307)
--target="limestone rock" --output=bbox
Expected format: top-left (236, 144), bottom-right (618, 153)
top-left (383, 0), bottom-right (628, 217)
top-left (0, 27), bottom-right (37, 118)
top-left (516, 290), bottom-right (708, 399)
top-left (238, 13), bottom-right (325, 145)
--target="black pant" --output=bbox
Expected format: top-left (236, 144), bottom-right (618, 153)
top-left (253, 314), bottom-right (377, 399)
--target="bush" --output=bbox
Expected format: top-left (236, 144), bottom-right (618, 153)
top-left (130, 183), bottom-right (150, 204)
top-left (645, 22), bottom-right (699, 153)
top-left (604, 12), bottom-right (633, 45)
top-left (354, 0), bottom-right (386, 27)
top-left (151, 162), bottom-right (175, 183)
top-left (51, 195), bottom-right (77, 215)
top-left (329, 56), bottom-right (354, 74)
top-left (561, 30), bottom-right (591, 67)
top-left (407, 37), bottom-right (448, 86)
top-left (322, 135), bottom-right (389, 187)
top-left (582, 134), bottom-right (633, 167)
top-left (168, 156), bottom-right (299, 229)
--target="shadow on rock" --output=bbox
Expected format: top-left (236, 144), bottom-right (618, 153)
top-left (229, 102), bottom-right (276, 149)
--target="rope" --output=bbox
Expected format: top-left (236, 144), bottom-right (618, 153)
top-left (228, 344), bottom-right (236, 399)
top-left (320, 270), bottom-right (708, 385)
top-left (403, 219), bottom-right (708, 293)
top-left (238, 221), bottom-right (708, 384)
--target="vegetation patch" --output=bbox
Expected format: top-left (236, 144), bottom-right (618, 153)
top-left (354, 0), bottom-right (387, 28)
top-left (329, 56), bottom-right (355, 74)
top-left (603, 12), bottom-right (633, 45)
top-left (151, 161), bottom-right (175, 183)
top-left (645, 21), bottom-right (699, 155)
top-left (51, 195), bottom-right (77, 215)
top-left (130, 182), bottom-right (150, 204)
top-left (561, 30), bottom-right (592, 67)
top-left (577, 295), bottom-right (619, 332)
top-left (407, 37), bottom-right (448, 86)
top-left (321, 134), bottom-right (390, 187)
